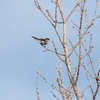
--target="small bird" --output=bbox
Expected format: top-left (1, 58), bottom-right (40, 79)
top-left (32, 36), bottom-right (50, 45)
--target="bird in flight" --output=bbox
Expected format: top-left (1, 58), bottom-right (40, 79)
top-left (32, 36), bottom-right (50, 45)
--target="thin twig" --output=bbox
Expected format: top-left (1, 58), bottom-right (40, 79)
top-left (81, 85), bottom-right (89, 97)
top-left (52, 41), bottom-right (66, 63)
top-left (55, 0), bottom-right (58, 27)
top-left (65, 0), bottom-right (80, 22)
top-left (42, 45), bottom-right (65, 56)
top-left (69, 39), bottom-right (79, 57)
top-left (93, 85), bottom-right (99, 100)
top-left (76, 2), bottom-right (84, 83)
top-left (86, 72), bottom-right (94, 94)
top-left (34, 0), bottom-right (54, 27)
top-left (81, 41), bottom-right (97, 77)
top-left (57, 0), bottom-right (65, 21)
top-left (51, 91), bottom-right (60, 100)
top-left (82, 64), bottom-right (95, 79)
top-left (36, 68), bottom-right (40, 100)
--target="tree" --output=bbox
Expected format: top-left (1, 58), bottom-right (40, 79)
top-left (34, 0), bottom-right (100, 100)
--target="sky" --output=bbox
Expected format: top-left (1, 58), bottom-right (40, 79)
top-left (0, 0), bottom-right (100, 100)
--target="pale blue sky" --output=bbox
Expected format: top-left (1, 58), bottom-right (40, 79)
top-left (0, 0), bottom-right (100, 100)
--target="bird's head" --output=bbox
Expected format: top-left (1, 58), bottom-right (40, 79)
top-left (45, 38), bottom-right (50, 41)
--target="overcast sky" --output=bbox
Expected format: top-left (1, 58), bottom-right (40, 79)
top-left (0, 0), bottom-right (100, 100)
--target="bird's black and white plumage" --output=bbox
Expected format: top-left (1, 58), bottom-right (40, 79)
top-left (32, 36), bottom-right (50, 45)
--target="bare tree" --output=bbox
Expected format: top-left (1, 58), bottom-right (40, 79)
top-left (34, 0), bottom-right (100, 100)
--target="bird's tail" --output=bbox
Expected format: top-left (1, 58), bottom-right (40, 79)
top-left (32, 36), bottom-right (39, 40)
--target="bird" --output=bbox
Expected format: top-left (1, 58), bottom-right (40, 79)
top-left (32, 36), bottom-right (50, 45)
